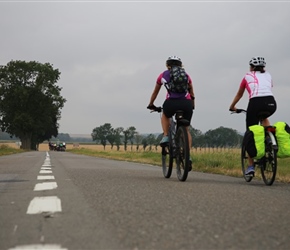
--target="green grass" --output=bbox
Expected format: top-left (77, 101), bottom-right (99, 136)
top-left (0, 144), bottom-right (25, 156)
top-left (68, 148), bottom-right (290, 183)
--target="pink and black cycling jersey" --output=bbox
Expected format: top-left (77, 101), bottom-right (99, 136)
top-left (156, 69), bottom-right (192, 99)
top-left (240, 71), bottom-right (273, 99)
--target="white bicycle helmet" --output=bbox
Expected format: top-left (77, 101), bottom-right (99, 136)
top-left (167, 55), bottom-right (182, 62)
top-left (249, 56), bottom-right (266, 67)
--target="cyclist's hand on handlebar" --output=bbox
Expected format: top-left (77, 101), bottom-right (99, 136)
top-left (147, 104), bottom-right (157, 110)
top-left (229, 107), bottom-right (236, 112)
top-left (147, 104), bottom-right (162, 113)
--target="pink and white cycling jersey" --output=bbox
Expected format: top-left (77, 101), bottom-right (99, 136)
top-left (240, 71), bottom-right (273, 99)
top-left (156, 69), bottom-right (193, 99)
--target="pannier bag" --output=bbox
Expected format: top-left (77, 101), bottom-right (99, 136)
top-left (273, 121), bottom-right (290, 158)
top-left (243, 125), bottom-right (265, 159)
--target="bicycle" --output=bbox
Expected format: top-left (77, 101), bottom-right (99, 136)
top-left (230, 108), bottom-right (278, 185)
top-left (149, 106), bottom-right (191, 182)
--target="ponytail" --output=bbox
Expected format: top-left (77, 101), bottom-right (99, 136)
top-left (250, 65), bottom-right (265, 73)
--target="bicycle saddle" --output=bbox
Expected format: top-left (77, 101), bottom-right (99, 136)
top-left (174, 110), bottom-right (190, 126)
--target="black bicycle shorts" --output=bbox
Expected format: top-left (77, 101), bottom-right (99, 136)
top-left (162, 98), bottom-right (193, 122)
top-left (246, 96), bottom-right (277, 128)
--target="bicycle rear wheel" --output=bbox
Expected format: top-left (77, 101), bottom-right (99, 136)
top-left (260, 134), bottom-right (277, 186)
top-left (241, 142), bottom-right (253, 182)
top-left (175, 126), bottom-right (189, 182)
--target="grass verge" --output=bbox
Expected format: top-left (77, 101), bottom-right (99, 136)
top-left (68, 148), bottom-right (290, 184)
top-left (0, 144), bottom-right (25, 156)
top-left (1, 144), bottom-right (289, 184)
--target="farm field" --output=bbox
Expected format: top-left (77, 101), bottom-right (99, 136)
top-left (44, 143), bottom-right (241, 154)
top-left (1, 142), bottom-right (290, 183)
top-left (1, 142), bottom-right (99, 152)
top-left (1, 142), bottom-right (240, 153)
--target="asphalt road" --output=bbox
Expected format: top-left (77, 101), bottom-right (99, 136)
top-left (0, 151), bottom-right (290, 250)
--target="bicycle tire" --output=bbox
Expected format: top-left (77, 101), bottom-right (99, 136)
top-left (175, 126), bottom-right (189, 182)
top-left (260, 133), bottom-right (277, 186)
top-left (162, 121), bottom-right (175, 178)
top-left (162, 144), bottom-right (173, 178)
top-left (241, 142), bottom-right (253, 182)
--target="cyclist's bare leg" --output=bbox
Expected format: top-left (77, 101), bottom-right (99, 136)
top-left (248, 156), bottom-right (254, 167)
top-left (261, 118), bottom-right (270, 127)
top-left (161, 113), bottom-right (170, 136)
top-left (186, 127), bottom-right (192, 148)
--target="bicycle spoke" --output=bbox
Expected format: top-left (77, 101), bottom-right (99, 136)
top-left (260, 132), bottom-right (277, 185)
top-left (175, 126), bottom-right (189, 182)
top-left (162, 134), bottom-right (173, 178)
top-left (261, 148), bottom-right (277, 185)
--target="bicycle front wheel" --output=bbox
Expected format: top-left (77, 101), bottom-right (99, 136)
top-left (241, 142), bottom-right (253, 182)
top-left (261, 135), bottom-right (277, 186)
top-left (162, 145), bottom-right (173, 178)
top-left (175, 126), bottom-right (189, 182)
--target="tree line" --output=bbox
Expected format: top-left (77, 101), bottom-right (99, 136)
top-left (90, 123), bottom-right (244, 151)
top-left (0, 122), bottom-right (243, 151)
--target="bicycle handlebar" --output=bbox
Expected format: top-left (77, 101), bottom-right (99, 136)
top-left (229, 108), bottom-right (247, 114)
top-left (147, 105), bottom-right (162, 113)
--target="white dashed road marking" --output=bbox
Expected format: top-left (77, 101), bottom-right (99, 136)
top-left (34, 182), bottom-right (58, 191)
top-left (37, 175), bottom-right (55, 180)
top-left (27, 196), bottom-right (62, 214)
top-left (39, 170), bottom-right (53, 174)
top-left (41, 167), bottom-right (52, 170)
top-left (22, 153), bottom-right (66, 249)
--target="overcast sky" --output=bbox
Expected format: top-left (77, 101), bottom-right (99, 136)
top-left (1, 0), bottom-right (289, 136)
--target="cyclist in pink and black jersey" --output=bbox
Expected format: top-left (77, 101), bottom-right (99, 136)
top-left (156, 67), bottom-right (194, 100)
top-left (147, 56), bottom-right (195, 146)
top-left (229, 56), bottom-right (277, 175)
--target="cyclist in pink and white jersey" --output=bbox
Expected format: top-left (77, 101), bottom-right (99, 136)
top-left (147, 56), bottom-right (195, 146)
top-left (229, 56), bottom-right (277, 175)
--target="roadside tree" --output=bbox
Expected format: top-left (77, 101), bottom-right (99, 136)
top-left (0, 60), bottom-right (66, 150)
top-left (142, 137), bottom-right (148, 151)
top-left (135, 132), bottom-right (143, 151)
top-left (123, 129), bottom-right (130, 151)
top-left (128, 126), bottom-right (136, 151)
top-left (91, 123), bottom-right (113, 150)
top-left (114, 127), bottom-right (124, 151)
top-left (204, 126), bottom-right (243, 148)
